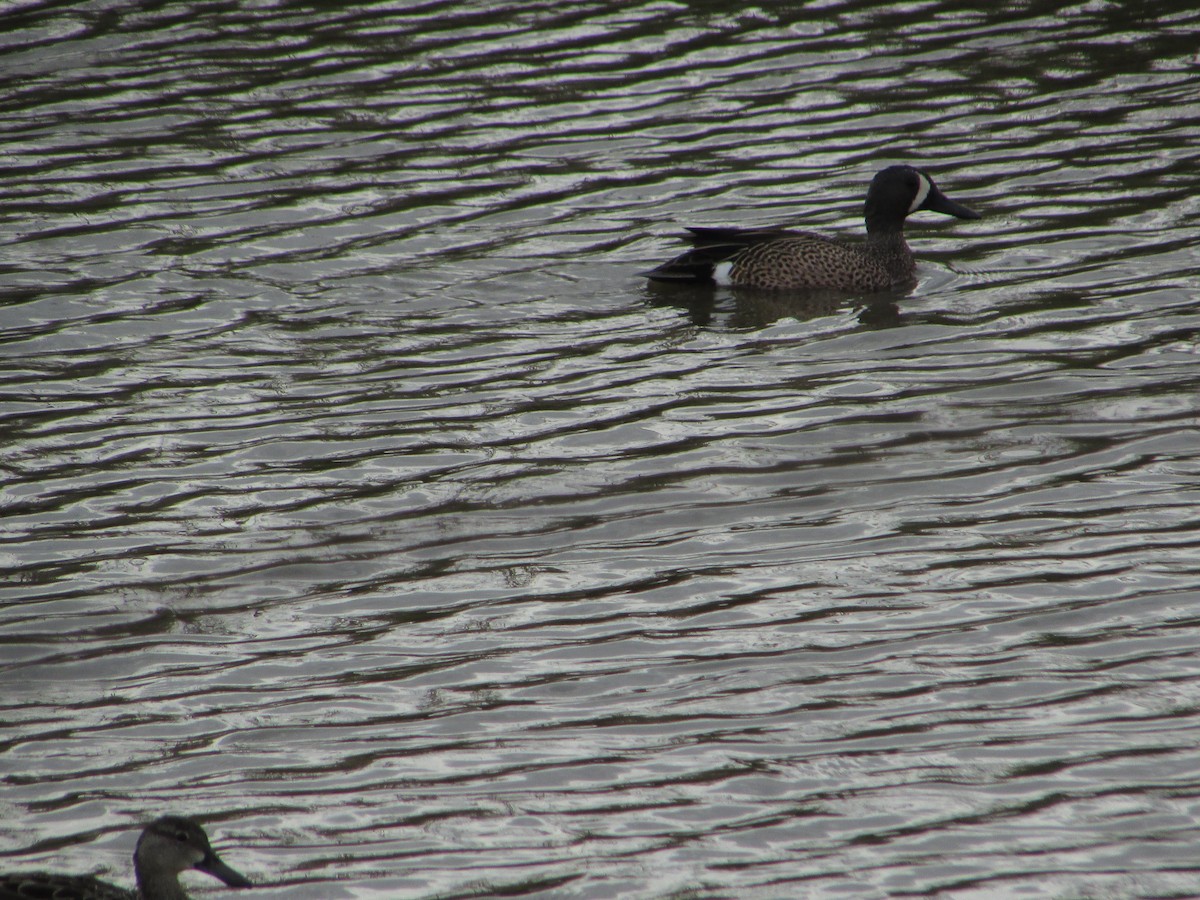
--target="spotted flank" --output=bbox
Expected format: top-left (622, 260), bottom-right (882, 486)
top-left (644, 165), bottom-right (980, 292)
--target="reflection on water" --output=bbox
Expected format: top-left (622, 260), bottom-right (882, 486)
top-left (3, 1), bottom-right (1200, 897)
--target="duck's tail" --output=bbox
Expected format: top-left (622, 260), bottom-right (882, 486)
top-left (643, 228), bottom-right (798, 284)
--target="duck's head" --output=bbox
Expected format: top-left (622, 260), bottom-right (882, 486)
top-left (134, 816), bottom-right (253, 890)
top-left (865, 165), bottom-right (980, 232)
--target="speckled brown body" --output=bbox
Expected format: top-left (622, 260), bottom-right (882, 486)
top-left (0, 872), bottom-right (134, 899)
top-left (726, 232), bottom-right (914, 291)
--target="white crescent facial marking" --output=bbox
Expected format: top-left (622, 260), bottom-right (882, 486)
top-left (908, 173), bottom-right (931, 213)
top-left (713, 260), bottom-right (734, 286)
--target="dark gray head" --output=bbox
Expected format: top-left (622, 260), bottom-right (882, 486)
top-left (864, 165), bottom-right (980, 234)
top-left (134, 816), bottom-right (252, 892)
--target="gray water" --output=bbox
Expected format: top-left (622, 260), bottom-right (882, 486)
top-left (2, 2), bottom-right (1200, 898)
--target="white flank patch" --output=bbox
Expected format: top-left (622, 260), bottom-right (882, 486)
top-left (713, 260), bottom-right (734, 286)
top-left (908, 172), bottom-right (931, 213)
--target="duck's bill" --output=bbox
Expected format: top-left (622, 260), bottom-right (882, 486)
top-left (199, 851), bottom-right (254, 888)
top-left (923, 188), bottom-right (981, 219)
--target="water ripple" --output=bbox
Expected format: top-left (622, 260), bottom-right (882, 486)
top-left (3, 1), bottom-right (1200, 897)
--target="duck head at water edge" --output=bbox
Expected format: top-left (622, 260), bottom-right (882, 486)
top-left (0, 815), bottom-right (253, 900)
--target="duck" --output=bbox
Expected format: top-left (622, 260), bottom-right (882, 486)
top-left (644, 165), bottom-right (980, 292)
top-left (0, 815), bottom-right (252, 900)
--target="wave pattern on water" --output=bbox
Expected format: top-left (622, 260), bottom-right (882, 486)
top-left (3, 1), bottom-right (1200, 897)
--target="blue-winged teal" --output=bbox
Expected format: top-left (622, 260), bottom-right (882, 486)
top-left (0, 816), bottom-right (252, 900)
top-left (644, 165), bottom-right (980, 292)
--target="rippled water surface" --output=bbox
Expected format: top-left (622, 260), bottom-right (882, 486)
top-left (3, 2), bottom-right (1200, 897)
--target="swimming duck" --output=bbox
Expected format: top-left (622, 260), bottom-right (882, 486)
top-left (0, 815), bottom-right (252, 900)
top-left (644, 165), bottom-right (980, 292)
